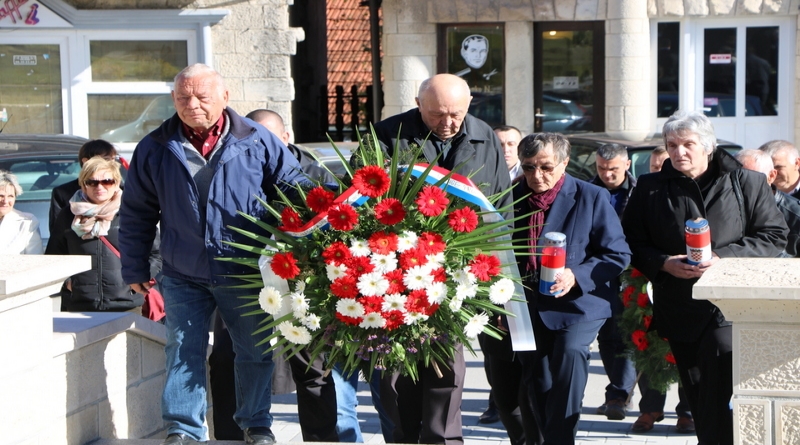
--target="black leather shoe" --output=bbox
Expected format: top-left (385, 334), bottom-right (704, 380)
top-left (478, 406), bottom-right (500, 424)
top-left (245, 427), bottom-right (276, 445)
top-left (161, 433), bottom-right (206, 445)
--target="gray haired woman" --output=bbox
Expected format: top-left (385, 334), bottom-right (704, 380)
top-left (622, 110), bottom-right (788, 445)
top-left (0, 170), bottom-right (43, 254)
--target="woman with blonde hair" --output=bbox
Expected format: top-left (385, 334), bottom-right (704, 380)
top-left (0, 170), bottom-right (43, 254)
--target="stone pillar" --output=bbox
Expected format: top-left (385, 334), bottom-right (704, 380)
top-left (693, 258), bottom-right (800, 444)
top-left (380, 0), bottom-right (436, 119)
top-left (0, 255), bottom-right (90, 444)
top-left (605, 1), bottom-right (650, 140)
top-left (505, 21), bottom-right (535, 136)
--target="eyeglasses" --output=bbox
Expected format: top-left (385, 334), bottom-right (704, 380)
top-left (84, 178), bottom-right (116, 187)
top-left (521, 163), bottom-right (557, 175)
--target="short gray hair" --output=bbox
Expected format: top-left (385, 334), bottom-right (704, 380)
top-left (758, 140), bottom-right (798, 162)
top-left (596, 143), bottom-right (628, 161)
top-left (0, 170), bottom-right (22, 196)
top-left (662, 110), bottom-right (717, 155)
top-left (518, 133), bottom-right (570, 163)
top-left (735, 149), bottom-right (774, 175)
top-left (174, 63), bottom-right (226, 91)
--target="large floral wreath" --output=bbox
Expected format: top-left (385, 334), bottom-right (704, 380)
top-left (617, 267), bottom-right (680, 394)
top-left (223, 131), bottom-right (532, 381)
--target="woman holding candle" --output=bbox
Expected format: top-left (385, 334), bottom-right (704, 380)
top-left (622, 110), bottom-right (787, 445)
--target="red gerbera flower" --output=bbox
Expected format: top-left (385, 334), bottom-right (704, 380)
top-left (383, 310), bottom-right (405, 330)
top-left (622, 286), bottom-right (636, 307)
top-left (368, 231), bottom-right (399, 255)
top-left (469, 254), bottom-right (502, 281)
top-left (665, 351), bottom-right (676, 365)
top-left (415, 185), bottom-right (449, 217)
top-left (430, 267), bottom-right (447, 283)
top-left (330, 276), bottom-right (359, 299)
top-left (336, 313), bottom-right (363, 326)
top-left (630, 268), bottom-right (644, 278)
top-left (322, 241), bottom-right (351, 266)
top-left (352, 165), bottom-right (391, 198)
top-left (631, 330), bottom-right (649, 351)
top-left (637, 292), bottom-right (650, 308)
top-left (417, 232), bottom-right (446, 255)
top-left (327, 203), bottom-right (359, 231)
top-left (271, 252), bottom-right (301, 279)
top-left (306, 186), bottom-right (336, 213)
top-left (424, 303), bottom-right (440, 316)
top-left (358, 296), bottom-right (384, 314)
top-left (405, 289), bottom-right (429, 313)
top-left (642, 315), bottom-right (653, 329)
top-left (374, 198), bottom-right (406, 225)
top-left (384, 269), bottom-right (406, 294)
top-left (448, 207), bottom-right (479, 233)
top-left (345, 255), bottom-right (375, 277)
top-left (398, 247), bottom-right (428, 270)
top-left (280, 207), bottom-right (303, 230)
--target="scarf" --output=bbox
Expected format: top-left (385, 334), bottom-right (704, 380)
top-left (70, 189), bottom-right (122, 239)
top-left (526, 174), bottom-right (566, 273)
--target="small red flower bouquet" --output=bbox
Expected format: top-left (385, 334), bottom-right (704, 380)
top-left (618, 267), bottom-right (679, 393)
top-left (224, 132), bottom-right (530, 380)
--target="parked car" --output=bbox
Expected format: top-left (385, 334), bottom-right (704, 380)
top-left (0, 134), bottom-right (128, 246)
top-left (566, 132), bottom-right (743, 181)
top-left (296, 141), bottom-right (356, 178)
top-left (99, 95), bottom-right (175, 144)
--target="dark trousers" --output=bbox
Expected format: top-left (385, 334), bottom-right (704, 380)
top-left (380, 345), bottom-right (465, 445)
top-left (519, 314), bottom-right (605, 445)
top-left (668, 323), bottom-right (733, 445)
top-left (637, 372), bottom-right (692, 417)
top-left (208, 312), bottom-right (339, 441)
top-left (596, 294), bottom-right (636, 402)
top-left (480, 334), bottom-right (542, 445)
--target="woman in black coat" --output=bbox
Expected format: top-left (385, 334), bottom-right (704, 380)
top-left (47, 157), bottom-right (156, 312)
top-left (622, 110), bottom-right (788, 445)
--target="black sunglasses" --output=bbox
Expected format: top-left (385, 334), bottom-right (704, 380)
top-left (84, 178), bottom-right (116, 187)
top-left (520, 164), bottom-right (556, 174)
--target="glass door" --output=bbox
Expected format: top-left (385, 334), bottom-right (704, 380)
top-left (534, 21), bottom-right (604, 134)
top-left (0, 43), bottom-right (64, 134)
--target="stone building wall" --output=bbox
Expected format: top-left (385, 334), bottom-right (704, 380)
top-left (62, 0), bottom-right (301, 130)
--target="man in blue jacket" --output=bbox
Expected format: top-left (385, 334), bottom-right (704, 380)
top-left (119, 64), bottom-right (304, 445)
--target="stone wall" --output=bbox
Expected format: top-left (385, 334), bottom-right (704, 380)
top-left (61, 0), bottom-right (301, 131)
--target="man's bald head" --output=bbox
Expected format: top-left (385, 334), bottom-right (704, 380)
top-left (415, 74), bottom-right (473, 140)
top-left (247, 109), bottom-right (290, 146)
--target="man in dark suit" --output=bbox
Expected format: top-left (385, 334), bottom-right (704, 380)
top-left (511, 133), bottom-right (631, 444)
top-left (760, 140), bottom-right (800, 199)
top-left (371, 73), bottom-right (510, 445)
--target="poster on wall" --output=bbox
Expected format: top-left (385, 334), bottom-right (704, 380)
top-left (440, 24), bottom-right (504, 127)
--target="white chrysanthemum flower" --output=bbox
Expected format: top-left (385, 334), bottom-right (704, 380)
top-left (336, 298), bottom-right (365, 317)
top-left (359, 312), bottom-right (387, 328)
top-left (294, 281), bottom-right (306, 293)
top-left (427, 282), bottom-right (448, 304)
top-left (278, 321), bottom-right (312, 344)
top-left (426, 252), bottom-right (446, 267)
top-left (464, 312), bottom-right (490, 339)
top-left (349, 238), bottom-right (371, 256)
top-left (450, 267), bottom-right (477, 285)
top-left (456, 282), bottom-right (478, 300)
top-left (370, 253), bottom-right (398, 273)
top-left (326, 263), bottom-right (348, 281)
top-left (489, 278), bottom-right (516, 305)
top-left (357, 272), bottom-right (390, 296)
top-left (382, 293), bottom-right (407, 312)
top-left (448, 295), bottom-right (464, 311)
top-left (290, 292), bottom-right (310, 316)
top-left (403, 311), bottom-right (428, 325)
top-left (301, 313), bottom-right (321, 331)
top-left (258, 286), bottom-right (283, 314)
top-left (397, 231), bottom-right (418, 252)
top-left (403, 265), bottom-right (433, 290)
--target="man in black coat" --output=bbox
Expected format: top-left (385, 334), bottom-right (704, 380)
top-left (736, 148), bottom-right (800, 257)
top-left (371, 73), bottom-right (510, 445)
top-left (759, 140), bottom-right (800, 199)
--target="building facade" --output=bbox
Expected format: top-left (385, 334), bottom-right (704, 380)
top-left (381, 0), bottom-right (799, 147)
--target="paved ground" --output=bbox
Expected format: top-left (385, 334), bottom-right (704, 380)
top-left (93, 341), bottom-right (697, 445)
